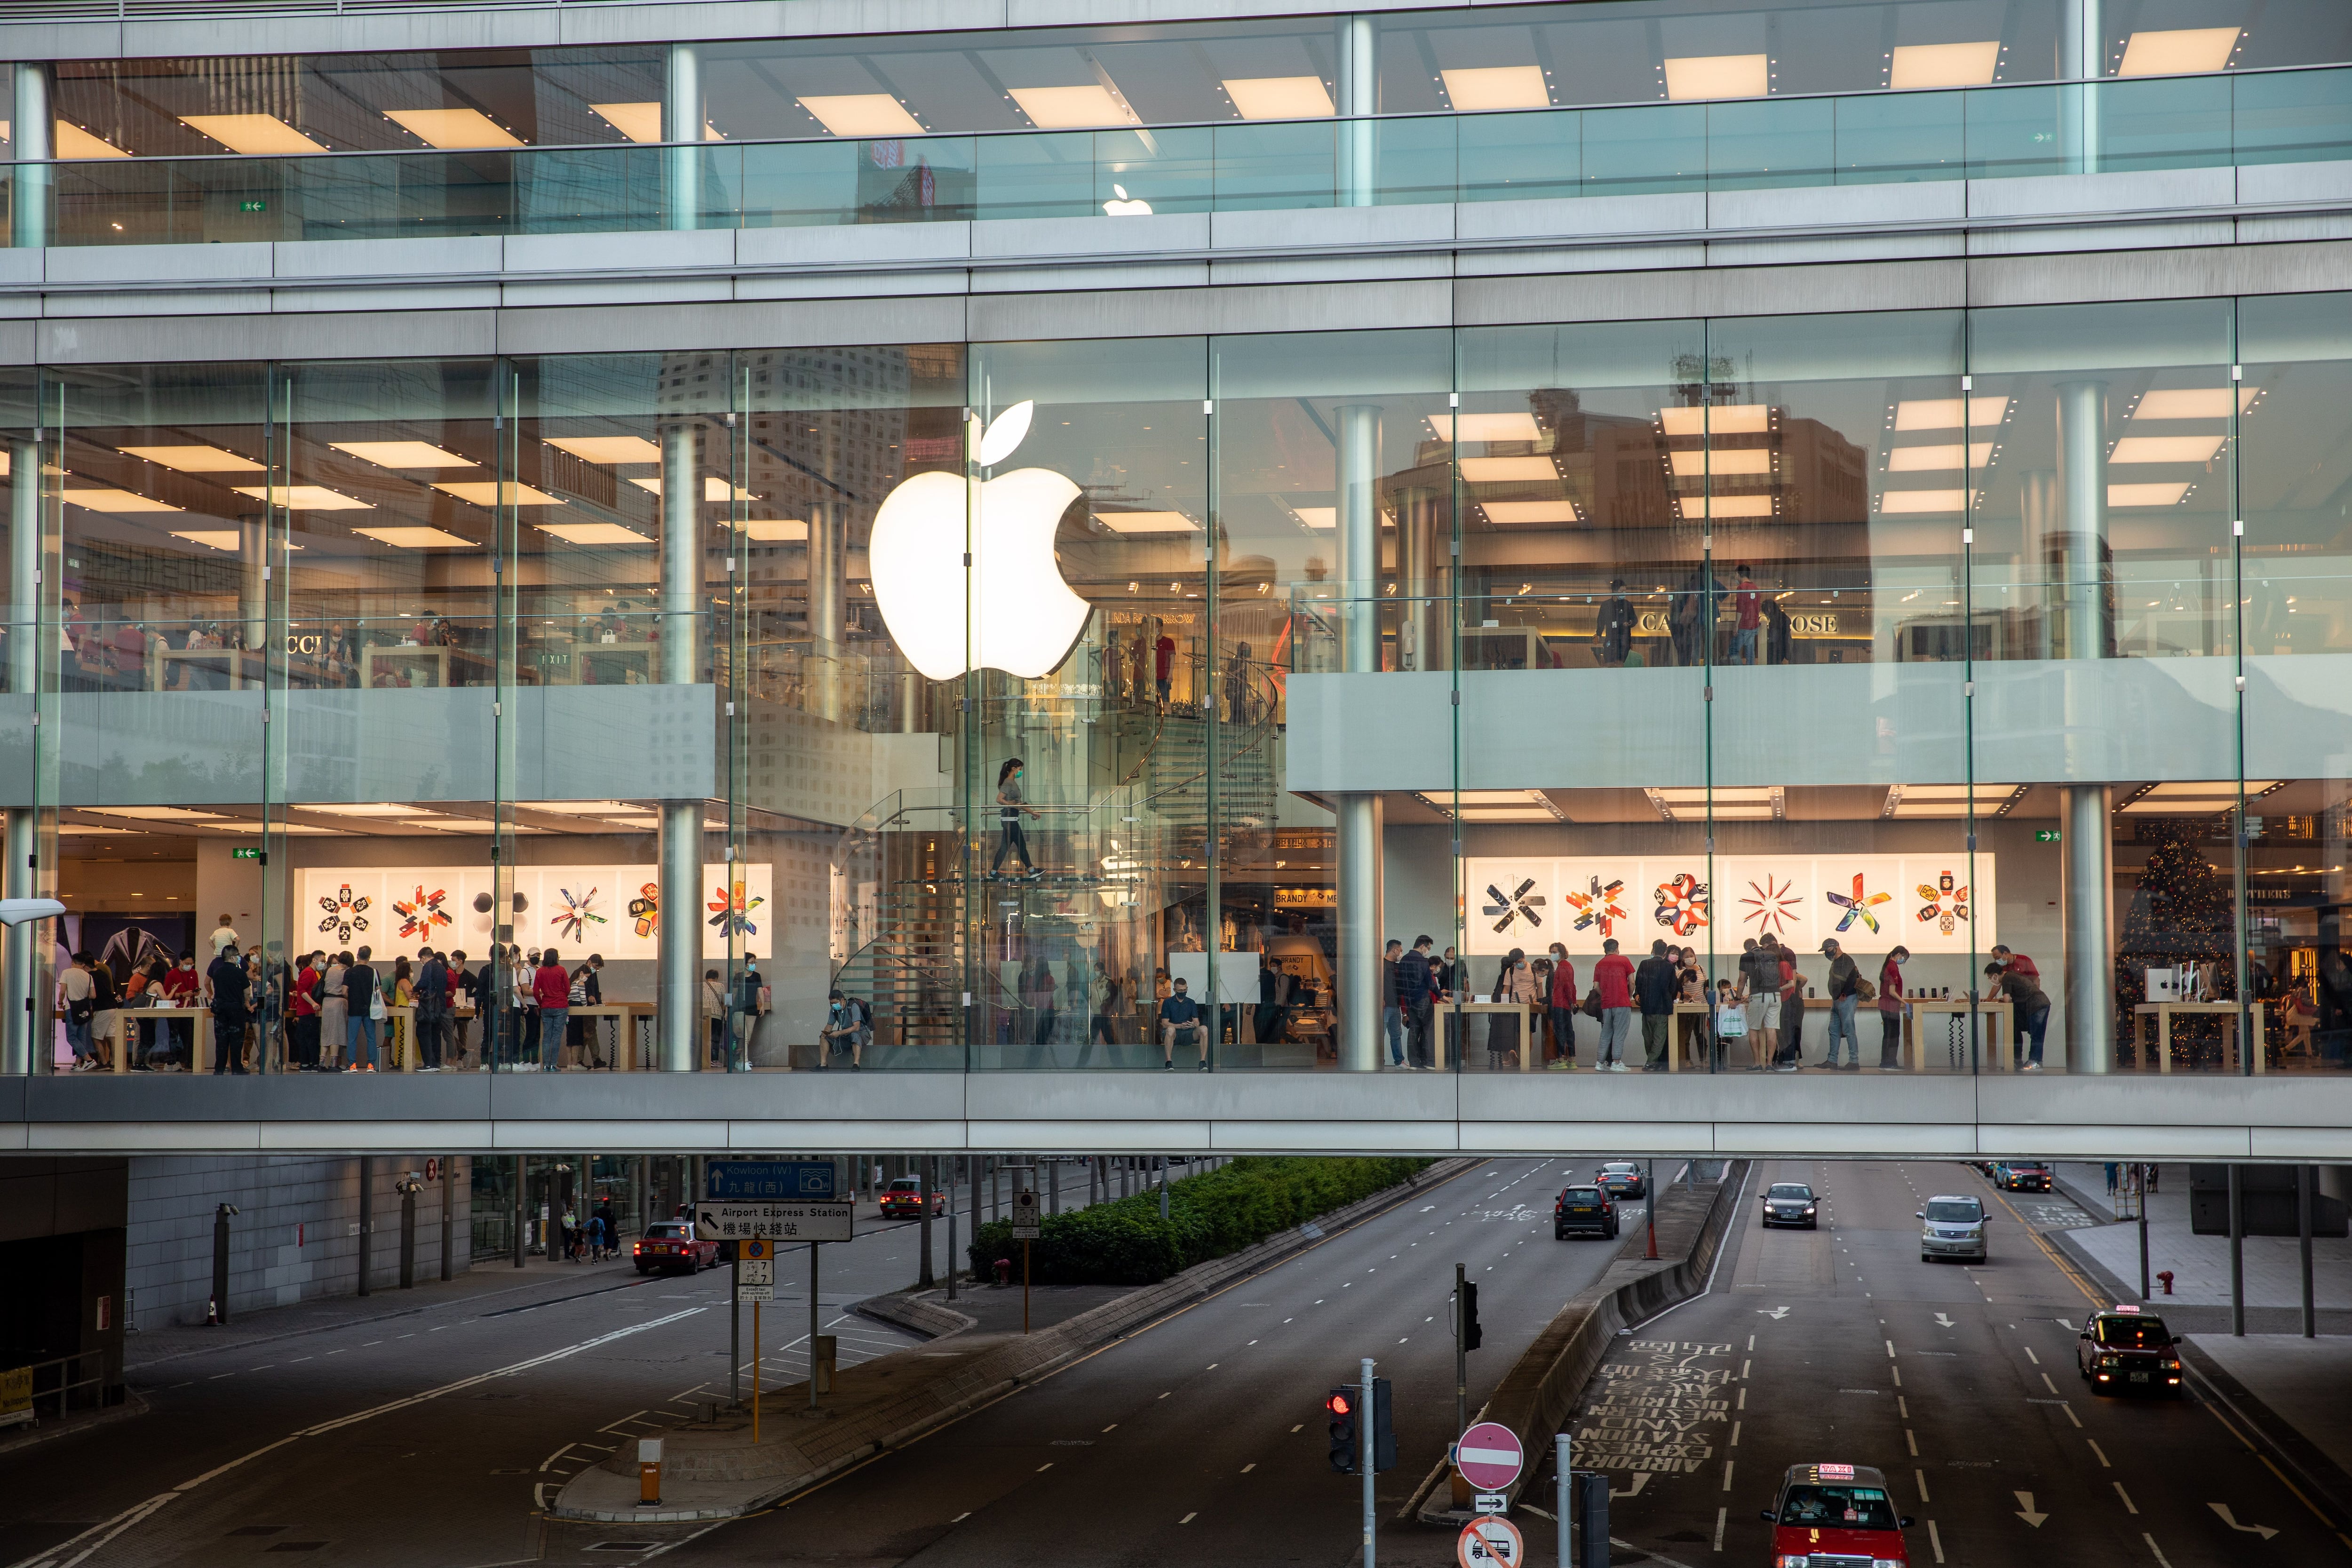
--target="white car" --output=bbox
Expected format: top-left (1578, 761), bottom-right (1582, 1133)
top-left (1918, 1194), bottom-right (1987, 1262)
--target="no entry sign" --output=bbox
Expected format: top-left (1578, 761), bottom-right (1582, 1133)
top-left (1457, 1515), bottom-right (1524, 1568)
top-left (1455, 1422), bottom-right (1525, 1492)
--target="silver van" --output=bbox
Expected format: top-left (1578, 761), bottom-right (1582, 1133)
top-left (1918, 1194), bottom-right (1987, 1262)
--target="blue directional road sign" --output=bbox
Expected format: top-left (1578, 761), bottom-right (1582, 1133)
top-left (706, 1160), bottom-right (836, 1201)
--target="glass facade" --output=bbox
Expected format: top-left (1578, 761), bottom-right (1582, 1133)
top-left (12, 298), bottom-right (2352, 1079)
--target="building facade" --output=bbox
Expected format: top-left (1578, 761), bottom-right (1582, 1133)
top-left (2, 0), bottom-right (2350, 1159)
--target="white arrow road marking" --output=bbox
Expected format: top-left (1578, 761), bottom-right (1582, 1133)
top-left (2210, 1504), bottom-right (2280, 1539)
top-left (1758, 1307), bottom-right (1790, 1320)
top-left (1611, 1473), bottom-right (1652, 1499)
top-left (2015, 1491), bottom-right (2048, 1527)
top-left (12, 1306), bottom-right (707, 1568)
top-left (2058, 1319), bottom-right (2079, 1332)
top-left (1932, 1313), bottom-right (1956, 1328)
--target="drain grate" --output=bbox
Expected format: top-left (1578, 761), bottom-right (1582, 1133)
top-left (582, 1544), bottom-right (661, 1553)
top-left (226, 1526), bottom-right (287, 1537)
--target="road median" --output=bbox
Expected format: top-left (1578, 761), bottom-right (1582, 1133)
top-left (1404, 1160), bottom-right (1751, 1526)
top-left (552, 1154), bottom-right (1479, 1523)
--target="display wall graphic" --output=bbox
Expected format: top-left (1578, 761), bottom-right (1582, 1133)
top-left (1461, 856), bottom-right (1994, 957)
top-left (298, 865), bottom-right (771, 960)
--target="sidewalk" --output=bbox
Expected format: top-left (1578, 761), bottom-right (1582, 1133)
top-left (125, 1253), bottom-right (642, 1373)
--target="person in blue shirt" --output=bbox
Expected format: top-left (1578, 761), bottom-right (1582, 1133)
top-left (1159, 976), bottom-right (1206, 1071)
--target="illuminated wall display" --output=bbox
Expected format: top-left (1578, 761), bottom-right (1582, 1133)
top-left (1460, 856), bottom-right (1994, 956)
top-left (297, 865), bottom-right (772, 959)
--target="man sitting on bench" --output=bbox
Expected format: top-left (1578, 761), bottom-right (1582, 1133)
top-left (1160, 976), bottom-right (1208, 1071)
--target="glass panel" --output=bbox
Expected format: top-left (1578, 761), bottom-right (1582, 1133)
top-left (1373, 113), bottom-right (1458, 207)
top-left (1963, 82), bottom-right (2069, 181)
top-left (1213, 119), bottom-right (1336, 211)
top-left (1454, 110), bottom-right (1581, 206)
top-left (1835, 88), bottom-right (1964, 185)
top-left (1581, 103), bottom-right (1708, 197)
top-left (2232, 65), bottom-right (2352, 167)
top-left (2099, 74), bottom-right (2234, 174)
top-left (1708, 96), bottom-right (1834, 190)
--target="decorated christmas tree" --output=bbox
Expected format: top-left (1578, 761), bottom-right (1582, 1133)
top-left (2114, 823), bottom-right (2236, 1063)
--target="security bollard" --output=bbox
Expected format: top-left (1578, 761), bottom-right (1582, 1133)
top-left (637, 1437), bottom-right (663, 1507)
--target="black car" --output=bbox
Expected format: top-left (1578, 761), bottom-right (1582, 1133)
top-left (1998, 1162), bottom-right (2052, 1192)
top-left (1596, 1162), bottom-right (1646, 1200)
top-left (1556, 1185), bottom-right (1619, 1240)
top-left (1759, 1182), bottom-right (1819, 1229)
top-left (2077, 1306), bottom-right (2185, 1396)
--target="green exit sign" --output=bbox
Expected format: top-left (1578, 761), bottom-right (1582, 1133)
top-left (239, 199), bottom-right (268, 213)
top-left (231, 846), bottom-right (264, 860)
top-left (2034, 829), bottom-right (2063, 843)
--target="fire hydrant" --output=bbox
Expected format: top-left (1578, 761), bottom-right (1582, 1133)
top-left (993, 1256), bottom-right (1012, 1287)
top-left (2156, 1270), bottom-right (2174, 1296)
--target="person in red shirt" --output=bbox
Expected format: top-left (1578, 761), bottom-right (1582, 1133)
top-left (1546, 941), bottom-right (1579, 1069)
top-left (533, 947), bottom-right (573, 1071)
top-left (1154, 632), bottom-right (1176, 709)
top-left (1593, 939), bottom-right (1635, 1071)
top-left (1777, 940), bottom-right (1805, 1071)
top-left (1732, 565), bottom-right (1761, 665)
top-left (155, 949), bottom-right (201, 1067)
top-left (1877, 945), bottom-right (1910, 1070)
top-left (1990, 946), bottom-right (2039, 988)
top-left (289, 952), bottom-right (321, 1070)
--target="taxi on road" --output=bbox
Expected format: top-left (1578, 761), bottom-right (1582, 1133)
top-left (633, 1219), bottom-right (718, 1274)
top-left (1995, 1162), bottom-right (2052, 1192)
top-left (880, 1176), bottom-right (945, 1217)
top-left (1761, 1462), bottom-right (1915, 1567)
top-left (2076, 1303), bottom-right (2185, 1395)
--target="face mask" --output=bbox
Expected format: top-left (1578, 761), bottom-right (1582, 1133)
top-left (1896, 956), bottom-right (1908, 966)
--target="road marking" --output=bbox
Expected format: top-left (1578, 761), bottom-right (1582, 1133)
top-left (2042, 1373), bottom-right (2060, 1395)
top-left (1288, 1424), bottom-right (1300, 1433)
top-left (1721, 1461), bottom-right (1733, 1491)
top-left (2115, 1482), bottom-right (2138, 1514)
top-left (289, 1357), bottom-right (311, 1364)
top-left (249, 1365), bottom-right (274, 1372)
top-left (1739, 1360), bottom-right (1750, 1379)
top-left (1179, 1512), bottom-right (1197, 1524)
top-left (2023, 1346), bottom-right (2040, 1365)
top-left (951, 1512), bottom-right (970, 1523)
top-left (1158, 1392), bottom-right (1169, 1400)
top-left (2088, 1439), bottom-right (2111, 1468)
top-left (2142, 1533), bottom-right (2174, 1568)
top-left (2015, 1490), bottom-right (2048, 1527)
top-left (2209, 1504), bottom-right (2279, 1539)
top-left (1885, 1340), bottom-right (1897, 1359)
top-left (1713, 1506), bottom-right (1725, 1552)
top-left (1241, 1463), bottom-right (1255, 1473)
top-left (1906, 1429), bottom-right (1917, 1456)
top-left (1736, 1387), bottom-right (1747, 1410)
top-left (1927, 1520), bottom-right (1945, 1564)
top-left (1036, 1463), bottom-right (1052, 1472)
top-left (1915, 1470), bottom-right (1931, 1503)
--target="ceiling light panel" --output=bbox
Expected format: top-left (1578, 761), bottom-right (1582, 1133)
top-left (1878, 489), bottom-right (1973, 513)
top-left (1008, 84), bottom-right (1132, 128)
top-left (1430, 412), bottom-right (1542, 444)
top-left (1659, 405), bottom-right (1771, 436)
top-left (2109, 435), bottom-right (2226, 465)
top-left (2108, 483), bottom-right (2192, 507)
top-left (1460, 456), bottom-right (1558, 482)
top-left (1889, 41), bottom-right (2001, 89)
top-left (537, 522), bottom-right (652, 545)
top-left (1887, 444), bottom-right (1994, 471)
top-left (624, 476), bottom-right (759, 501)
top-left (1441, 65), bottom-right (1550, 112)
top-left (741, 519), bottom-right (810, 541)
top-left (1222, 76), bottom-right (1335, 119)
top-left (797, 94), bottom-right (925, 137)
top-left (2131, 388), bottom-right (2259, 420)
top-left (2118, 27), bottom-right (2240, 78)
top-left (351, 526), bottom-right (475, 548)
top-left (1677, 494), bottom-right (1774, 518)
top-left (121, 444), bottom-right (264, 472)
top-left (1893, 396), bottom-right (2010, 430)
top-left (55, 123), bottom-right (130, 159)
top-left (1663, 54), bottom-right (1769, 101)
top-left (548, 436), bottom-right (663, 464)
top-left (61, 488), bottom-right (180, 512)
top-left (590, 102), bottom-right (663, 143)
top-left (331, 441), bottom-right (477, 468)
top-left (232, 485), bottom-right (369, 510)
top-left (1095, 511), bottom-right (1200, 533)
top-left (384, 108), bottom-right (524, 149)
top-left (1480, 501), bottom-right (1581, 525)
top-left (180, 113), bottom-right (326, 154)
top-left (1669, 448), bottom-right (1772, 477)
top-left (432, 481), bottom-right (561, 506)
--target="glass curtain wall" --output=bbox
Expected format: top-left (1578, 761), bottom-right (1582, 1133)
top-left (10, 309), bottom-right (2346, 1076)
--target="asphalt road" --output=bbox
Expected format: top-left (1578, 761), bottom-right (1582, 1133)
top-left (1571, 1158), bottom-right (2352, 1568)
top-left (0, 1196), bottom-right (969, 1568)
top-left (648, 1155), bottom-right (1637, 1568)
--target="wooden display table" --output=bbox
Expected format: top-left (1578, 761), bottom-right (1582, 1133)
top-left (97, 1007), bottom-right (212, 1070)
top-left (1906, 998), bottom-right (2016, 1071)
top-left (2133, 1002), bottom-right (2266, 1074)
top-left (1456, 1001), bottom-right (1534, 1071)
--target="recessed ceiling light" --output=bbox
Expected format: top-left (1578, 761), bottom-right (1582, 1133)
top-left (120, 444), bottom-right (264, 472)
top-left (351, 525), bottom-right (475, 548)
top-left (1480, 501), bottom-right (1581, 525)
top-left (796, 94), bottom-right (925, 137)
top-left (537, 522), bottom-right (652, 545)
top-left (547, 436), bottom-right (663, 465)
top-left (1429, 412), bottom-right (1542, 444)
top-left (232, 485), bottom-right (369, 510)
top-left (87, 806), bottom-right (228, 821)
top-left (2107, 483), bottom-right (2193, 507)
top-left (384, 108), bottom-right (523, 149)
top-left (432, 481), bottom-right (562, 506)
top-left (294, 803), bottom-right (419, 816)
top-left (2118, 27), bottom-right (2239, 77)
top-left (741, 519), bottom-right (810, 541)
top-left (516, 800), bottom-right (638, 815)
top-left (180, 113), bottom-right (326, 155)
top-left (61, 488), bottom-right (180, 512)
top-left (1096, 511), bottom-right (1199, 533)
top-left (1888, 41), bottom-right (2000, 89)
top-left (1659, 405), bottom-right (1770, 436)
top-left (168, 530), bottom-right (298, 552)
top-left (1008, 84), bottom-right (1132, 128)
top-left (1288, 506), bottom-right (1335, 530)
top-left (55, 122), bottom-right (130, 159)
top-left (1662, 55), bottom-right (1769, 101)
top-left (1439, 65), bottom-right (1550, 112)
top-left (1878, 489), bottom-right (1973, 514)
top-left (1893, 397), bottom-right (2010, 430)
top-left (1677, 494), bottom-right (1774, 518)
top-left (2131, 388), bottom-right (2258, 420)
top-left (1221, 77), bottom-right (1335, 119)
top-left (1460, 456), bottom-right (1557, 482)
top-left (1668, 449), bottom-right (1772, 477)
top-left (331, 441), bottom-right (477, 468)
top-left (1887, 444), bottom-right (1994, 471)
top-left (624, 476), bottom-right (759, 501)
top-left (2109, 435), bottom-right (2226, 465)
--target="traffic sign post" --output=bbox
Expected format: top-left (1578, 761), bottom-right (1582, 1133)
top-left (696, 1202), bottom-right (854, 1242)
top-left (1455, 1422), bottom-right (1525, 1493)
top-left (1361, 1357), bottom-right (1377, 1568)
top-left (1457, 1515), bottom-right (1523, 1568)
top-left (737, 1237), bottom-right (775, 1302)
top-left (707, 1161), bottom-right (836, 1201)
top-left (1013, 1187), bottom-right (1039, 1334)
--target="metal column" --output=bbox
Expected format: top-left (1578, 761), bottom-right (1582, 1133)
top-left (1335, 404), bottom-right (1384, 1073)
top-left (2228, 1163), bottom-right (2245, 1337)
top-left (357, 1156), bottom-right (373, 1297)
top-left (662, 44), bottom-right (704, 231)
top-left (658, 422), bottom-right (703, 1071)
top-left (808, 423), bottom-right (846, 724)
top-left (1335, 15), bottom-right (1377, 207)
top-left (2300, 1165), bottom-right (2316, 1338)
top-left (10, 65), bottom-right (48, 251)
top-left (2058, 0), bottom-right (2104, 174)
top-left (2055, 379), bottom-right (2114, 1073)
top-left (238, 516), bottom-right (267, 682)
top-left (3, 438), bottom-right (38, 1076)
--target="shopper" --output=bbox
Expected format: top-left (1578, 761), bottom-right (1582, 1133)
top-left (701, 967), bottom-right (727, 1065)
top-left (1989, 945), bottom-right (2041, 990)
top-left (1776, 939), bottom-right (1805, 1071)
top-left (207, 944), bottom-right (251, 1074)
top-left (208, 913), bottom-right (241, 960)
top-left (157, 949), bottom-right (200, 1067)
top-left (1154, 629), bottom-right (1176, 708)
top-left (1399, 935), bottom-right (1435, 1071)
top-left (1545, 940), bottom-right (1577, 1070)
top-left (1436, 945), bottom-right (1462, 1068)
top-left (1820, 939), bottom-right (1862, 1070)
top-left (1731, 565), bottom-right (1760, 665)
top-left (1381, 939), bottom-right (1405, 1069)
top-left (288, 951), bottom-right (320, 1070)
top-left (570, 953), bottom-right (604, 1066)
top-left (1635, 939), bottom-right (1678, 1072)
top-left (414, 949), bottom-right (449, 1072)
top-left (1739, 938), bottom-right (1777, 1069)
top-left (819, 987), bottom-right (863, 1068)
top-left (319, 953), bottom-right (349, 1072)
top-left (532, 948), bottom-right (569, 1071)
top-left (1160, 976), bottom-right (1206, 1070)
top-left (61, 953), bottom-right (95, 1071)
top-left (1877, 946), bottom-right (1909, 1070)
top-left (1989, 960), bottom-right (2052, 1071)
top-left (1678, 952), bottom-right (1713, 1068)
top-left (344, 946), bottom-right (380, 1072)
top-left (448, 950), bottom-right (475, 1067)
top-left (1594, 938), bottom-right (1635, 1072)
top-left (1489, 949), bottom-right (1534, 1068)
top-left (1714, 978), bottom-right (1748, 1061)
top-left (989, 757), bottom-right (1040, 879)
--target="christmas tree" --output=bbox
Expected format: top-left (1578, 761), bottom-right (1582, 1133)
top-left (2115, 823), bottom-right (2236, 1065)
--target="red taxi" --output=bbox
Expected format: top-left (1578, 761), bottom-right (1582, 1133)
top-left (1761, 1462), bottom-right (1914, 1566)
top-left (880, 1176), bottom-right (945, 1218)
top-left (633, 1219), bottom-right (718, 1275)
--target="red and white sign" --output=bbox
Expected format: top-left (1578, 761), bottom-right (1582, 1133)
top-left (1455, 1422), bottom-right (1524, 1491)
top-left (1458, 1515), bottom-right (1524, 1568)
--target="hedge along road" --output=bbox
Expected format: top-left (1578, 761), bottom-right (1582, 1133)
top-left (666, 1155), bottom-right (1644, 1568)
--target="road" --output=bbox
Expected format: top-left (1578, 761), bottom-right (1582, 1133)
top-left (1573, 1158), bottom-right (2352, 1567)
top-left (0, 1195), bottom-right (964, 1568)
top-left (655, 1155), bottom-right (1633, 1568)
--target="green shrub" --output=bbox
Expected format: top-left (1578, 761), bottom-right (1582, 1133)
top-left (967, 1155), bottom-right (1432, 1287)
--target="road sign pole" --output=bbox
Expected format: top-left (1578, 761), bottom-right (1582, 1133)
top-left (730, 1257), bottom-right (741, 1408)
top-left (809, 1241), bottom-right (821, 1410)
top-left (1023, 1239), bottom-right (1031, 1335)
top-left (1454, 1262), bottom-right (1470, 1508)
top-left (751, 1299), bottom-right (761, 1446)
top-left (1361, 1355), bottom-right (1376, 1568)
top-left (1555, 1433), bottom-right (1570, 1568)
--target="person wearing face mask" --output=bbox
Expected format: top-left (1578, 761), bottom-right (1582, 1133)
top-left (990, 756), bottom-right (1041, 879)
top-left (156, 948), bottom-right (201, 1067)
top-left (1877, 945), bottom-right (1910, 1071)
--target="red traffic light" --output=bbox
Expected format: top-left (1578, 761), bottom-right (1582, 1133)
top-left (1327, 1393), bottom-right (1352, 1416)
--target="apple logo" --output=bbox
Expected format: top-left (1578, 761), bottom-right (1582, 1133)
top-left (869, 399), bottom-right (1091, 682)
top-left (1102, 183), bottom-right (1153, 217)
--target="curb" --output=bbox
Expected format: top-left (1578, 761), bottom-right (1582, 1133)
top-left (553, 1157), bottom-right (1479, 1523)
top-left (851, 1292), bottom-right (977, 1341)
top-left (1401, 1161), bottom-right (1752, 1525)
top-left (0, 1388), bottom-right (151, 1460)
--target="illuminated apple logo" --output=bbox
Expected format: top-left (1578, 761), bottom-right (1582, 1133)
top-left (869, 400), bottom-right (1091, 682)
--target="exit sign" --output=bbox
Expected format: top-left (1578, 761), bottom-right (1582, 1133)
top-left (230, 846), bottom-right (264, 860)
top-left (2034, 829), bottom-right (2062, 843)
top-left (239, 199), bottom-right (268, 212)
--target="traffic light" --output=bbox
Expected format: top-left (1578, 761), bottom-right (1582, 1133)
top-left (1371, 1377), bottom-right (1396, 1472)
top-left (1327, 1388), bottom-right (1358, 1473)
top-left (1461, 1281), bottom-right (1483, 1352)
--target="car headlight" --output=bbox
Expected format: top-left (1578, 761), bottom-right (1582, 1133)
top-left (1875, 1559), bottom-right (1905, 1568)
top-left (1775, 1556), bottom-right (1809, 1568)
top-left (1803, 1206), bottom-right (1817, 1214)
